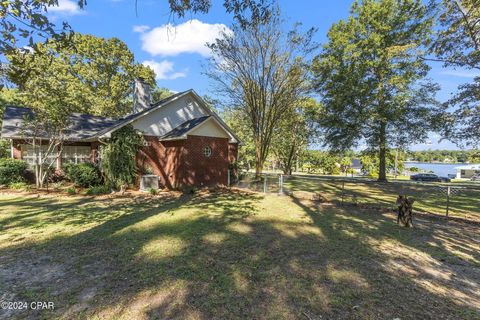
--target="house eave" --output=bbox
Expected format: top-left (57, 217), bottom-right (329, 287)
top-left (3, 135), bottom-right (98, 143)
top-left (159, 134), bottom-right (187, 141)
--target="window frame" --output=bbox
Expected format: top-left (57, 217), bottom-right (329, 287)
top-left (202, 146), bottom-right (212, 158)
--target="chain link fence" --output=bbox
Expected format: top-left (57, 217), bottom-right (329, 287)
top-left (234, 171), bottom-right (480, 222)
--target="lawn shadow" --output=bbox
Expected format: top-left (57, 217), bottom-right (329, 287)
top-left (0, 190), bottom-right (479, 319)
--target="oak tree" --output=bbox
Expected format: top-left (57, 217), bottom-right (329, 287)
top-left (7, 34), bottom-right (155, 117)
top-left (313, 0), bottom-right (439, 181)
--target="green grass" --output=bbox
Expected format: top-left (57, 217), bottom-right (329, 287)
top-left (241, 174), bottom-right (480, 221)
top-left (0, 190), bottom-right (479, 319)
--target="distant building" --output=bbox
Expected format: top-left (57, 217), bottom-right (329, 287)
top-left (351, 158), bottom-right (362, 174)
top-left (455, 164), bottom-right (480, 179)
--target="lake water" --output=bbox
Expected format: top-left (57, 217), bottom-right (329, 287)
top-left (405, 162), bottom-right (467, 177)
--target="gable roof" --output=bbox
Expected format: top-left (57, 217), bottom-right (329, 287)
top-left (0, 89), bottom-right (242, 144)
top-left (95, 89), bottom-right (241, 144)
top-left (161, 116), bottom-right (210, 140)
top-left (92, 90), bottom-right (188, 139)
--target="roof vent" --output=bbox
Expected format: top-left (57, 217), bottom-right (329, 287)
top-left (133, 78), bottom-right (152, 114)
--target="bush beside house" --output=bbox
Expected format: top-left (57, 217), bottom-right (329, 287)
top-left (0, 158), bottom-right (27, 186)
top-left (64, 163), bottom-right (102, 188)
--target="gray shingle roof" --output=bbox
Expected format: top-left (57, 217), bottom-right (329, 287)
top-left (0, 106), bottom-right (117, 141)
top-left (0, 91), bottom-right (189, 141)
top-left (161, 116), bottom-right (210, 139)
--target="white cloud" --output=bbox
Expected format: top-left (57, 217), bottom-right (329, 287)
top-left (143, 60), bottom-right (187, 80)
top-left (48, 0), bottom-right (83, 15)
top-left (140, 19), bottom-right (232, 57)
top-left (439, 69), bottom-right (480, 78)
top-left (133, 25), bottom-right (151, 33)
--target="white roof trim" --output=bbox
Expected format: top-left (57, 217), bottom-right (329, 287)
top-left (97, 90), bottom-right (242, 145)
top-left (187, 90), bottom-right (242, 145)
top-left (96, 90), bottom-right (192, 139)
top-left (186, 116), bottom-right (234, 142)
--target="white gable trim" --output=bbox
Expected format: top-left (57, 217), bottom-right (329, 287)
top-left (188, 117), bottom-right (230, 138)
top-left (96, 90), bottom-right (241, 145)
top-left (187, 90), bottom-right (241, 144)
top-left (96, 90), bottom-right (191, 139)
top-left (159, 117), bottom-right (231, 142)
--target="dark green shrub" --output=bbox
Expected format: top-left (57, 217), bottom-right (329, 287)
top-left (64, 163), bottom-right (101, 187)
top-left (101, 125), bottom-right (143, 189)
top-left (0, 158), bottom-right (27, 185)
top-left (85, 185), bottom-right (110, 195)
top-left (66, 187), bottom-right (76, 195)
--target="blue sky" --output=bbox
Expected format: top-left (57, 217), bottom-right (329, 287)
top-left (48, 0), bottom-right (479, 150)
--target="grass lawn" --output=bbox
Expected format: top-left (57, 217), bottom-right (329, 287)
top-left (265, 175), bottom-right (480, 221)
top-left (0, 190), bottom-right (479, 319)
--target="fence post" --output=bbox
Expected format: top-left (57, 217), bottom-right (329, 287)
top-left (264, 174), bottom-right (267, 193)
top-left (446, 185), bottom-right (450, 218)
top-left (278, 174), bottom-right (283, 195)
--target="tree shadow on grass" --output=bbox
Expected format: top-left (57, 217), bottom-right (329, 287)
top-left (289, 196), bottom-right (480, 318)
top-left (284, 178), bottom-right (480, 220)
top-left (0, 190), bottom-right (479, 320)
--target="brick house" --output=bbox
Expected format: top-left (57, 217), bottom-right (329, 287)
top-left (1, 84), bottom-right (241, 188)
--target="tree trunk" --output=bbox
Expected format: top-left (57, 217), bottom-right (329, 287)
top-left (255, 142), bottom-right (263, 179)
top-left (255, 161), bottom-right (263, 179)
top-left (283, 144), bottom-right (296, 175)
top-left (378, 122), bottom-right (387, 182)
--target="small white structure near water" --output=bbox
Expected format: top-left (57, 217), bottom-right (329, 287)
top-left (455, 164), bottom-right (480, 179)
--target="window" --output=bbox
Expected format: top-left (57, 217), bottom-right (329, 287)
top-left (203, 146), bottom-right (212, 157)
top-left (21, 144), bottom-right (58, 167)
top-left (61, 146), bottom-right (91, 164)
top-left (20, 144), bottom-right (92, 168)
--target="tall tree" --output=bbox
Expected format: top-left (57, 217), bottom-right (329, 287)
top-left (271, 98), bottom-right (322, 175)
top-left (223, 108), bottom-right (256, 171)
top-left (7, 34), bottom-right (155, 117)
top-left (429, 0), bottom-right (480, 147)
top-left (312, 0), bottom-right (439, 181)
top-left (206, 8), bottom-right (316, 177)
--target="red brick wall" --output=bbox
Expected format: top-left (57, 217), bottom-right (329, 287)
top-left (182, 135), bottom-right (230, 187)
top-left (138, 135), bottom-right (238, 188)
top-left (137, 137), bottom-right (186, 189)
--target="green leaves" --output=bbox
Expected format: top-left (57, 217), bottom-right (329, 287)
top-left (313, 0), bottom-right (439, 179)
top-left (0, 0), bottom-right (86, 54)
top-left (206, 7), bottom-right (316, 175)
top-left (6, 33), bottom-right (156, 117)
top-left (101, 125), bottom-right (143, 190)
top-left (429, 0), bottom-right (480, 147)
